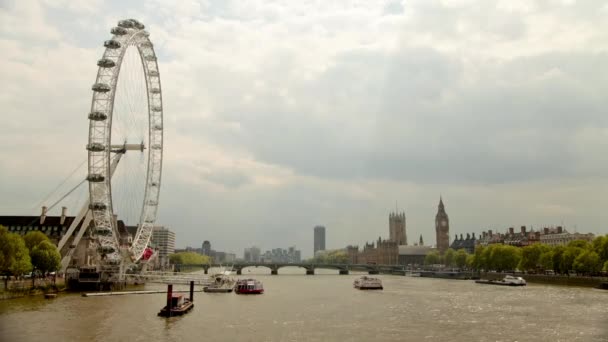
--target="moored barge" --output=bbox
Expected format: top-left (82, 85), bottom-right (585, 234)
top-left (158, 282), bottom-right (195, 317)
top-left (158, 294), bottom-right (194, 317)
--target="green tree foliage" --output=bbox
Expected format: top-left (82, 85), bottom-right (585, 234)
top-left (313, 250), bottom-right (349, 264)
top-left (454, 249), bottom-right (468, 269)
top-left (488, 244), bottom-right (521, 272)
top-left (567, 240), bottom-right (590, 249)
top-left (518, 244), bottom-right (550, 272)
top-left (23, 231), bottom-right (50, 251)
top-left (592, 235), bottom-right (608, 263)
top-left (466, 254), bottom-right (475, 269)
top-left (424, 251), bottom-right (440, 265)
top-left (603, 260), bottom-right (608, 272)
top-left (573, 250), bottom-right (601, 275)
top-left (471, 245), bottom-right (486, 270)
top-left (551, 246), bottom-right (566, 274)
top-left (538, 251), bottom-right (553, 271)
top-left (561, 247), bottom-right (584, 273)
top-left (0, 226), bottom-right (32, 277)
top-left (30, 240), bottom-right (61, 274)
top-left (169, 252), bottom-right (211, 265)
top-left (443, 248), bottom-right (456, 267)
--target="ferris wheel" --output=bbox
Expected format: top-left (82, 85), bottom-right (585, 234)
top-left (86, 19), bottom-right (163, 265)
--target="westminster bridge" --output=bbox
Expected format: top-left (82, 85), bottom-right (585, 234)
top-left (174, 262), bottom-right (411, 275)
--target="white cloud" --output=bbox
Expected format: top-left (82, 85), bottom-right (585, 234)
top-left (1, 0), bottom-right (607, 256)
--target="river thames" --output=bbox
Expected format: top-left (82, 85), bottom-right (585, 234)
top-left (1, 268), bottom-right (607, 342)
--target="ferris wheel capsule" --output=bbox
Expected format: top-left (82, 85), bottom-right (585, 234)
top-left (111, 27), bottom-right (128, 36)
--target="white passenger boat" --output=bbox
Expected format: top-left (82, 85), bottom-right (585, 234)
top-left (475, 275), bottom-right (526, 286)
top-left (353, 276), bottom-right (383, 290)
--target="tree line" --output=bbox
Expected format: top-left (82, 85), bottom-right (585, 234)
top-left (169, 251), bottom-right (211, 265)
top-left (0, 226), bottom-right (61, 284)
top-left (308, 250), bottom-right (349, 264)
top-left (424, 234), bottom-right (608, 275)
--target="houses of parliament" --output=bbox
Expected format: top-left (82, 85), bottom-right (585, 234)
top-left (346, 197), bottom-right (449, 265)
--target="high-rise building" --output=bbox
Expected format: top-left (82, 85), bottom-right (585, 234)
top-left (151, 226), bottom-right (175, 267)
top-left (202, 240), bottom-right (211, 256)
top-left (314, 225), bottom-right (326, 254)
top-left (435, 197), bottom-right (450, 254)
top-left (389, 211), bottom-right (407, 245)
top-left (244, 246), bottom-right (261, 262)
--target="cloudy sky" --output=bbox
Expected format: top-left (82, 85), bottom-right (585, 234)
top-left (1, 0), bottom-right (608, 258)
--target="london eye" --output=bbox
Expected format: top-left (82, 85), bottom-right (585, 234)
top-left (86, 18), bottom-right (163, 267)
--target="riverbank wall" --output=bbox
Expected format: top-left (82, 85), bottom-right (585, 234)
top-left (0, 284), bottom-right (66, 300)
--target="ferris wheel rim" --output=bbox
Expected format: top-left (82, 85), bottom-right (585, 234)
top-left (86, 19), bottom-right (163, 264)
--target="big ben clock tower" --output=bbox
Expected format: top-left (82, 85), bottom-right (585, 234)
top-left (435, 197), bottom-right (449, 254)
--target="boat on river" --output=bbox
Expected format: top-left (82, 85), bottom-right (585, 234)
top-left (234, 279), bottom-right (264, 294)
top-left (475, 275), bottom-right (526, 286)
top-left (158, 294), bottom-right (194, 317)
top-left (204, 274), bottom-right (235, 293)
top-left (354, 276), bottom-right (383, 290)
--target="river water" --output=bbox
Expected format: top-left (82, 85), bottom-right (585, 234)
top-left (1, 268), bottom-right (607, 342)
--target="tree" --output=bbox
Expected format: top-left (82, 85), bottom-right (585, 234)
top-left (518, 244), bottom-right (550, 272)
top-left (466, 254), bottom-right (475, 269)
top-left (326, 250), bottom-right (349, 264)
top-left (471, 245), bottom-right (487, 271)
top-left (573, 250), bottom-right (601, 275)
top-left (424, 251), bottom-right (440, 265)
top-left (538, 251), bottom-right (553, 271)
top-left (592, 235), bottom-right (608, 263)
top-left (489, 245), bottom-right (521, 272)
top-left (169, 252), bottom-right (210, 265)
top-left (313, 250), bottom-right (348, 264)
top-left (482, 245), bottom-right (496, 270)
top-left (30, 240), bottom-right (61, 275)
top-left (552, 245), bottom-right (566, 274)
top-left (23, 231), bottom-right (51, 251)
top-left (603, 260), bottom-right (608, 272)
top-left (454, 249), bottom-right (468, 269)
top-left (561, 247), bottom-right (584, 273)
top-left (443, 249), bottom-right (456, 267)
top-left (568, 240), bottom-right (590, 249)
top-left (0, 226), bottom-right (32, 283)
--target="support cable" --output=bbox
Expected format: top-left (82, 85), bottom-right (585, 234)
top-left (32, 158), bottom-right (87, 211)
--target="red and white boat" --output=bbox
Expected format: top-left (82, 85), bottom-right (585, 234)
top-left (234, 279), bottom-right (264, 294)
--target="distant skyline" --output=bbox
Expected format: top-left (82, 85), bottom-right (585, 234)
top-left (1, 1), bottom-right (608, 258)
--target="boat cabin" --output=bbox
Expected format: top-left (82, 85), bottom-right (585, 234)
top-left (170, 294), bottom-right (185, 308)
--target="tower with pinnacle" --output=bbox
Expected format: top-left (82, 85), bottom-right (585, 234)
top-left (435, 196), bottom-right (450, 253)
top-left (389, 211), bottom-right (407, 245)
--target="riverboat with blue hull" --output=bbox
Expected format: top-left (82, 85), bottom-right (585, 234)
top-left (475, 275), bottom-right (527, 287)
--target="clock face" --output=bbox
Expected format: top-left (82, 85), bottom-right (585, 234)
top-left (441, 220), bottom-right (447, 227)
